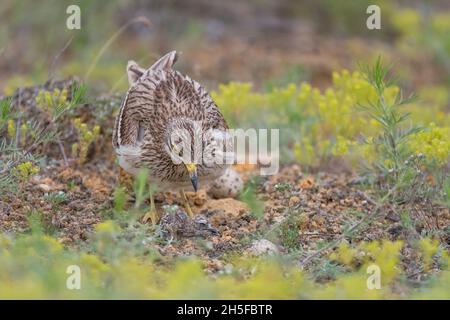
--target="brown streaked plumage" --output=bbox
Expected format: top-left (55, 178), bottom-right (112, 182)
top-left (112, 51), bottom-right (232, 219)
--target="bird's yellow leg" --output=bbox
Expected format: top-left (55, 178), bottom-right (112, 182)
top-left (142, 186), bottom-right (158, 225)
top-left (180, 189), bottom-right (194, 218)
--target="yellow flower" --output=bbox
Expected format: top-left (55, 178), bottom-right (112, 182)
top-left (332, 136), bottom-right (350, 156)
top-left (72, 119), bottom-right (101, 164)
top-left (7, 119), bottom-right (15, 139)
top-left (12, 161), bottom-right (40, 181)
top-left (419, 238), bottom-right (440, 271)
top-left (432, 13), bottom-right (450, 33)
top-left (408, 124), bottom-right (450, 164)
top-left (20, 123), bottom-right (27, 145)
top-left (95, 220), bottom-right (120, 234)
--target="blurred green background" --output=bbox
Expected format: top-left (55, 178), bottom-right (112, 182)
top-left (1, 0), bottom-right (450, 94)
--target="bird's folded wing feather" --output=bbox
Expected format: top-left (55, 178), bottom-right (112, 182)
top-left (113, 53), bottom-right (228, 149)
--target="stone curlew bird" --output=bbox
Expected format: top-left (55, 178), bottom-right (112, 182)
top-left (113, 51), bottom-right (232, 222)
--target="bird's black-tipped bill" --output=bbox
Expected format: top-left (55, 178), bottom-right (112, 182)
top-left (190, 175), bottom-right (198, 192)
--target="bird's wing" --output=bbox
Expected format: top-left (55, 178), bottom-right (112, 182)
top-left (184, 75), bottom-right (229, 131)
top-left (148, 50), bottom-right (228, 131)
top-left (113, 69), bottom-right (170, 147)
top-left (147, 50), bottom-right (178, 73)
top-left (113, 50), bottom-right (228, 149)
top-left (113, 51), bottom-right (179, 148)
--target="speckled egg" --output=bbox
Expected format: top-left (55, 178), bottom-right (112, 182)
top-left (208, 168), bottom-right (243, 199)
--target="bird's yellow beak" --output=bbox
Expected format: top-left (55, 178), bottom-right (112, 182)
top-left (185, 163), bottom-right (198, 192)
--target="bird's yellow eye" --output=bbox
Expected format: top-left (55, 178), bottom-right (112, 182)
top-left (171, 143), bottom-right (184, 157)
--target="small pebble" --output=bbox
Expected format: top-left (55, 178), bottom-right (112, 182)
top-left (38, 184), bottom-right (52, 192)
top-left (288, 196), bottom-right (300, 207)
top-left (248, 239), bottom-right (279, 256)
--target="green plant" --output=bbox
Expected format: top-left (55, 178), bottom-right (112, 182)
top-left (408, 124), bottom-right (450, 166)
top-left (35, 88), bottom-right (68, 116)
top-left (239, 177), bottom-right (265, 220)
top-left (11, 161), bottom-right (40, 182)
top-left (0, 84), bottom-right (87, 193)
top-left (274, 182), bottom-right (292, 192)
top-left (442, 177), bottom-right (450, 208)
top-left (358, 57), bottom-right (423, 200)
top-left (0, 225), bottom-right (449, 299)
top-left (43, 191), bottom-right (68, 210)
top-left (278, 212), bottom-right (304, 251)
top-left (35, 85), bottom-right (87, 120)
top-left (112, 168), bottom-right (159, 225)
top-left (71, 118), bottom-right (100, 164)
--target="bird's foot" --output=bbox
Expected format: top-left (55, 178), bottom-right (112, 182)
top-left (142, 208), bottom-right (159, 225)
top-left (180, 190), bottom-right (195, 219)
top-left (184, 202), bottom-right (194, 219)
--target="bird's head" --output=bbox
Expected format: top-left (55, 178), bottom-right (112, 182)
top-left (164, 118), bottom-right (203, 192)
top-left (164, 118), bottom-right (233, 192)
